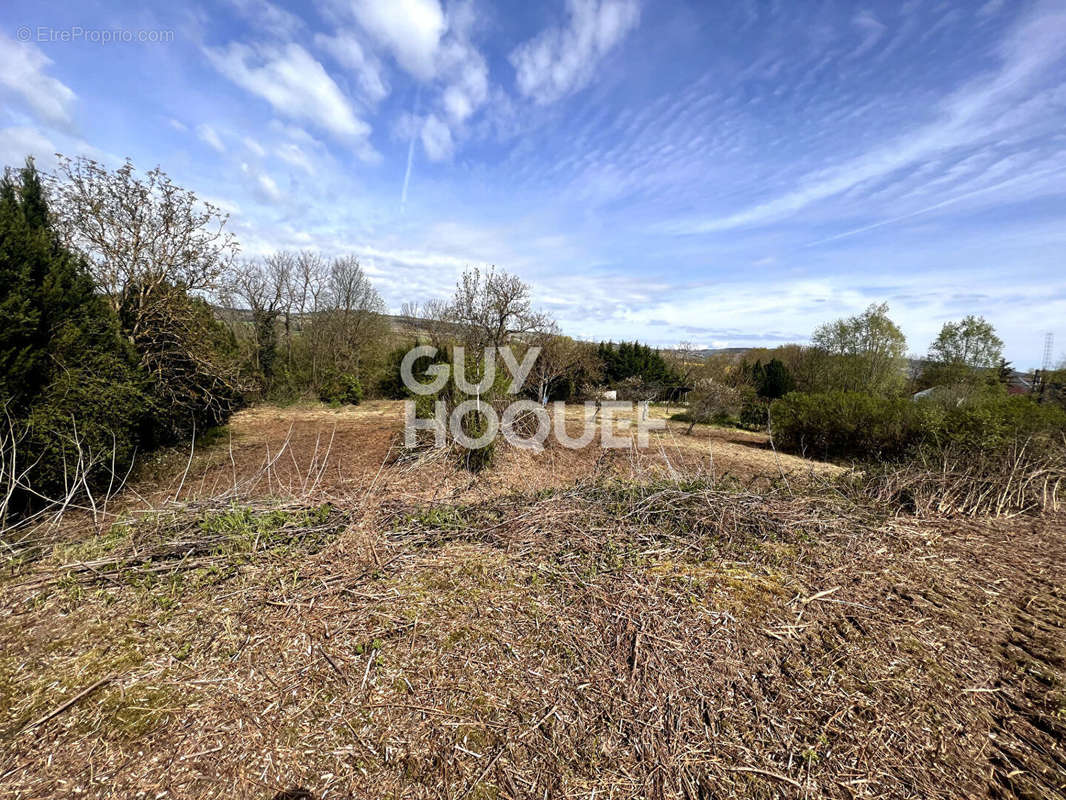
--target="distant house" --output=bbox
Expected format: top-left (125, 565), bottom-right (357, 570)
top-left (1005, 371), bottom-right (1032, 396)
top-left (913, 371), bottom-right (1034, 401)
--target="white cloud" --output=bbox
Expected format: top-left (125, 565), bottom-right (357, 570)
top-left (241, 161), bottom-right (283, 202)
top-left (434, 1), bottom-right (489, 124)
top-left (313, 0), bottom-right (491, 165)
top-left (238, 127), bottom-right (315, 173)
top-left (351, 0), bottom-right (446, 80)
top-left (196, 123), bottom-right (226, 152)
top-left (275, 142), bottom-right (314, 173)
top-left (0, 34), bottom-right (76, 126)
top-left (420, 114), bottom-right (454, 161)
top-left (978, 0), bottom-right (1005, 18)
top-left (314, 31), bottom-right (389, 104)
top-left (243, 136), bottom-right (267, 156)
top-left (850, 10), bottom-right (886, 59)
top-left (257, 173), bottom-right (282, 201)
top-left (225, 0), bottom-right (304, 37)
top-left (206, 42), bottom-right (372, 145)
top-left (0, 126), bottom-right (57, 167)
top-left (511, 0), bottom-right (641, 104)
top-left (437, 38), bottom-right (488, 123)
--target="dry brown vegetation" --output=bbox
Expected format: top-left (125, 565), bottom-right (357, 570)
top-left (1, 403), bottom-right (1064, 799)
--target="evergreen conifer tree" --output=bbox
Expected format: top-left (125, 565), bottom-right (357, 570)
top-left (0, 159), bottom-right (149, 515)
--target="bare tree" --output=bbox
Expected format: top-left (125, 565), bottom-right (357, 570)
top-left (262, 251), bottom-right (297, 369)
top-left (448, 267), bottom-right (549, 351)
top-left (288, 251), bottom-right (330, 382)
top-left (294, 251), bottom-right (329, 316)
top-left (307, 255), bottom-right (388, 383)
top-left (47, 155), bottom-right (238, 328)
top-left (664, 341), bottom-right (704, 411)
top-left (685, 378), bottom-right (741, 434)
top-left (232, 257), bottom-right (286, 380)
top-left (526, 328), bottom-right (600, 403)
top-left (401, 298), bottom-right (456, 349)
top-left (672, 341), bottom-right (703, 379)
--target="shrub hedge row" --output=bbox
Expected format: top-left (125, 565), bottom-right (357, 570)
top-left (770, 390), bottom-right (1066, 461)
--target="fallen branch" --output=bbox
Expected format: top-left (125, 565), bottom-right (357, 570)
top-left (16, 675), bottom-right (115, 736)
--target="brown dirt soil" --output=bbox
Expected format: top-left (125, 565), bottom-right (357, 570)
top-left (0, 403), bottom-right (1062, 799)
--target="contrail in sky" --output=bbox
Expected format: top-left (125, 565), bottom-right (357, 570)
top-left (400, 89), bottom-right (421, 213)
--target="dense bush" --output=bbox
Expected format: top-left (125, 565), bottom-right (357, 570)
top-left (770, 392), bottom-right (915, 460)
top-left (742, 358), bottom-right (795, 400)
top-left (457, 407), bottom-right (497, 472)
top-left (378, 345), bottom-right (413, 399)
top-left (377, 343), bottom-right (452, 399)
top-left (318, 373), bottom-right (364, 405)
top-left (123, 288), bottom-right (245, 444)
top-left (919, 393), bottom-right (1062, 454)
top-left (0, 160), bottom-right (152, 516)
top-left (739, 387), bottom-right (769, 430)
top-left (771, 390), bottom-right (1066, 463)
top-left (402, 347), bottom-right (513, 471)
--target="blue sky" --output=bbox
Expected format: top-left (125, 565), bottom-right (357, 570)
top-left (1, 0), bottom-right (1065, 366)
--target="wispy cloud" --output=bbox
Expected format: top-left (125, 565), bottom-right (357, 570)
top-left (314, 30), bottom-right (390, 105)
top-left (6, 0), bottom-right (1061, 364)
top-left (400, 130), bottom-right (416, 209)
top-left (511, 0), bottom-right (641, 104)
top-left (224, 0), bottom-right (304, 38)
top-left (206, 42), bottom-right (373, 147)
top-left (420, 113), bottom-right (453, 161)
top-left (848, 10), bottom-right (886, 59)
top-left (669, 1), bottom-right (1066, 234)
top-left (0, 34), bottom-right (76, 126)
top-left (196, 123), bottom-right (225, 152)
top-left (0, 125), bottom-right (56, 167)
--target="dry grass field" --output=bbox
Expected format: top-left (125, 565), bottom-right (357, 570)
top-left (1, 402), bottom-right (1063, 799)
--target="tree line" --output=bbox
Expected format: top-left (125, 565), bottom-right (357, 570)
top-left (0, 155), bottom-right (673, 513)
top-left (679, 300), bottom-right (1035, 429)
top-left (2, 153), bottom-right (1059, 518)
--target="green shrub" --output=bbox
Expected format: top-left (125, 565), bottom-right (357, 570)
top-left (922, 393), bottom-right (1066, 452)
top-left (24, 341), bottom-right (152, 502)
top-left (378, 343), bottom-right (453, 399)
top-left (378, 345), bottom-right (414, 399)
top-left (770, 391), bottom-right (915, 460)
top-left (458, 408), bottom-right (497, 472)
top-left (739, 390), bottom-right (769, 430)
top-left (0, 160), bottom-right (152, 516)
top-left (413, 392), bottom-right (440, 421)
top-left (318, 373), bottom-right (363, 405)
top-left (771, 390), bottom-right (1066, 464)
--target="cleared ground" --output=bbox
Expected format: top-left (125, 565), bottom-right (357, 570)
top-left (1, 402), bottom-right (1063, 799)
top-left (129, 401), bottom-right (842, 507)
